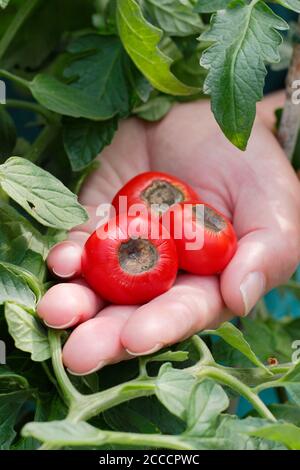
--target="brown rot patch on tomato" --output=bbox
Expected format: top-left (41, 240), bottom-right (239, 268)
top-left (142, 180), bottom-right (183, 211)
top-left (193, 205), bottom-right (226, 233)
top-left (118, 239), bottom-right (158, 274)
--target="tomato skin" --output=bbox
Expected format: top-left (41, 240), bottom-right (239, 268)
top-left (112, 172), bottom-right (199, 217)
top-left (81, 214), bottom-right (178, 305)
top-left (166, 202), bottom-right (237, 276)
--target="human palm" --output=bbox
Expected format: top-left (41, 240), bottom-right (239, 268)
top-left (37, 98), bottom-right (300, 375)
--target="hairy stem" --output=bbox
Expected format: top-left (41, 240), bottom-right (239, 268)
top-left (0, 0), bottom-right (40, 60)
top-left (193, 366), bottom-right (276, 422)
top-left (48, 330), bottom-right (82, 406)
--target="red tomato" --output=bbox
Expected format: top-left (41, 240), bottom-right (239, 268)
top-left (112, 172), bottom-right (199, 218)
top-left (81, 214), bottom-right (178, 305)
top-left (165, 202), bottom-right (237, 275)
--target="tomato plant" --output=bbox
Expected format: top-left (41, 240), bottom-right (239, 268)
top-left (0, 0), bottom-right (300, 454)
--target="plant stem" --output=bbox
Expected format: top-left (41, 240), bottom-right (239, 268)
top-left (0, 0), bottom-right (40, 61)
top-left (5, 99), bottom-right (54, 122)
top-left (25, 123), bottom-right (60, 163)
top-left (278, 17), bottom-right (300, 160)
top-left (48, 330), bottom-right (82, 406)
top-left (69, 379), bottom-right (156, 422)
top-left (194, 366), bottom-right (276, 422)
top-left (192, 335), bottom-right (215, 365)
top-left (0, 69), bottom-right (30, 89)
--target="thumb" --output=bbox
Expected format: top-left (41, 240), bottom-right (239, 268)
top-left (220, 229), bottom-right (300, 317)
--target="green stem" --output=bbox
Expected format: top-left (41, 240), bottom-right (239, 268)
top-left (192, 335), bottom-right (215, 365)
top-left (0, 69), bottom-right (30, 89)
top-left (5, 99), bottom-right (54, 122)
top-left (0, 0), bottom-right (40, 61)
top-left (48, 330), bottom-right (82, 406)
top-left (194, 366), bottom-right (276, 422)
top-left (25, 123), bottom-right (60, 163)
top-left (68, 379), bottom-right (156, 422)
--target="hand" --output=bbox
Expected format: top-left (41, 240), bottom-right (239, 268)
top-left (37, 96), bottom-right (300, 375)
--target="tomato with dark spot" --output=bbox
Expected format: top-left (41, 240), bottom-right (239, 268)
top-left (112, 172), bottom-right (200, 217)
top-left (82, 214), bottom-right (178, 305)
top-left (165, 202), bottom-right (237, 276)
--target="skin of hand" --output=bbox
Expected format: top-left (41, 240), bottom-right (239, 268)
top-left (37, 95), bottom-right (300, 376)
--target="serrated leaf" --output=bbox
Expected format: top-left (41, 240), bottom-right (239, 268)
top-left (117, 0), bottom-right (198, 96)
top-left (63, 117), bottom-right (118, 171)
top-left (194, 0), bottom-right (233, 13)
top-left (5, 303), bottom-right (50, 362)
top-left (63, 35), bottom-right (131, 119)
top-left (0, 157), bottom-right (88, 230)
top-left (0, 107), bottom-right (16, 161)
top-left (204, 322), bottom-right (272, 374)
top-left (200, 1), bottom-right (287, 149)
top-left (249, 423), bottom-right (300, 450)
top-left (29, 74), bottom-right (115, 120)
top-left (155, 363), bottom-right (195, 420)
top-left (186, 380), bottom-right (229, 436)
top-left (143, 0), bottom-right (203, 36)
top-left (274, 1), bottom-right (300, 13)
top-left (0, 200), bottom-right (50, 264)
top-left (0, 262), bottom-right (39, 310)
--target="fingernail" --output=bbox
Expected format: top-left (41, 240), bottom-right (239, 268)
top-left (67, 361), bottom-right (107, 376)
top-left (44, 316), bottom-right (80, 329)
top-left (126, 343), bottom-right (163, 357)
top-left (52, 268), bottom-right (78, 279)
top-left (240, 272), bottom-right (266, 316)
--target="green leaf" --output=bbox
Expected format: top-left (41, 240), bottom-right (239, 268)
top-left (22, 420), bottom-right (106, 446)
top-left (134, 96), bottom-right (174, 121)
top-left (146, 350), bottom-right (189, 363)
top-left (186, 380), bottom-right (229, 436)
top-left (5, 303), bottom-right (50, 362)
top-left (143, 0), bottom-right (203, 36)
top-left (0, 157), bottom-right (88, 230)
top-left (194, 0), bottom-right (233, 13)
top-left (0, 262), bottom-right (39, 310)
top-left (117, 0), bottom-right (198, 96)
top-left (64, 35), bottom-right (131, 119)
top-left (155, 363), bottom-right (195, 420)
top-left (0, 367), bottom-right (29, 392)
top-left (249, 423), bottom-right (300, 450)
top-left (0, 389), bottom-right (33, 449)
top-left (29, 74), bottom-right (116, 121)
top-left (63, 117), bottom-right (118, 171)
top-left (273, 1), bottom-right (300, 13)
top-left (0, 0), bottom-right (10, 8)
top-left (200, 1), bottom-right (287, 149)
top-left (0, 200), bottom-right (50, 264)
top-left (204, 322), bottom-right (272, 374)
top-left (0, 107), bottom-right (16, 161)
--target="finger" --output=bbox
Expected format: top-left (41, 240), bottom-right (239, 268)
top-left (37, 281), bottom-right (104, 329)
top-left (70, 205), bottom-right (99, 234)
top-left (221, 125), bottom-right (300, 316)
top-left (120, 274), bottom-right (223, 356)
top-left (62, 306), bottom-right (135, 375)
top-left (47, 241), bottom-right (83, 279)
top-left (221, 228), bottom-right (300, 317)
